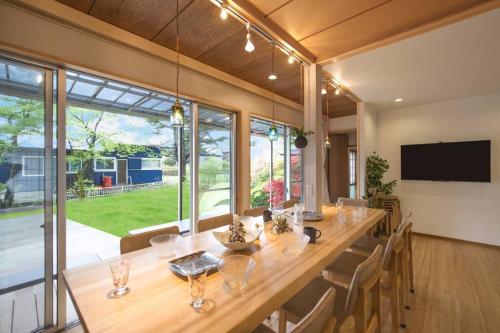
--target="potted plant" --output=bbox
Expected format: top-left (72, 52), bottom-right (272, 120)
top-left (365, 152), bottom-right (397, 208)
top-left (291, 127), bottom-right (314, 148)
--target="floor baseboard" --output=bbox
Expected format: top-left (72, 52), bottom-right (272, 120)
top-left (413, 232), bottom-right (500, 250)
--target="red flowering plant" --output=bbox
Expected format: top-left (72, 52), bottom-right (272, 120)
top-left (264, 179), bottom-right (285, 208)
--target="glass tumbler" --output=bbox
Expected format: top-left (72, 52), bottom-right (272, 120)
top-left (109, 259), bottom-right (131, 298)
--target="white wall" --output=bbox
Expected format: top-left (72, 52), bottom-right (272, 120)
top-left (376, 93), bottom-right (500, 246)
top-left (329, 115), bottom-right (356, 133)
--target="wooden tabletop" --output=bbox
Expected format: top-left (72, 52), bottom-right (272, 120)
top-left (63, 205), bottom-right (385, 333)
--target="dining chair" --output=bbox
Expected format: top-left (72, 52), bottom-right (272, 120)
top-left (243, 206), bottom-right (268, 217)
top-left (325, 228), bottom-right (406, 333)
top-left (338, 197), bottom-right (368, 207)
top-left (283, 198), bottom-right (299, 209)
top-left (401, 220), bottom-right (415, 300)
top-left (252, 287), bottom-right (336, 333)
top-left (197, 213), bottom-right (233, 232)
top-left (280, 245), bottom-right (383, 333)
top-left (349, 212), bottom-right (412, 257)
top-left (120, 225), bottom-right (180, 254)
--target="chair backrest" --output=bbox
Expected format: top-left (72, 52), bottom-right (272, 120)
top-left (283, 198), bottom-right (299, 209)
top-left (381, 226), bottom-right (404, 271)
top-left (338, 197), bottom-right (368, 207)
top-left (197, 213), bottom-right (233, 233)
top-left (344, 245), bottom-right (383, 316)
top-left (291, 287), bottom-right (336, 333)
top-left (120, 225), bottom-right (180, 254)
top-left (243, 206), bottom-right (267, 217)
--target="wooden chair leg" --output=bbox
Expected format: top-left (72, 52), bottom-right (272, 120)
top-left (398, 279), bottom-right (407, 328)
top-left (409, 250), bottom-right (415, 294)
top-left (389, 280), bottom-right (399, 333)
top-left (278, 308), bottom-right (287, 333)
top-left (372, 281), bottom-right (382, 333)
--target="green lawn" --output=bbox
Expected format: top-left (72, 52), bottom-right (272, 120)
top-left (0, 185), bottom-right (189, 237)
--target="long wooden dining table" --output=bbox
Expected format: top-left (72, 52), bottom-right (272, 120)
top-left (64, 205), bottom-right (385, 333)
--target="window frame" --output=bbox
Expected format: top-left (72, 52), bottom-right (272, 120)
top-left (66, 160), bottom-right (83, 174)
top-left (94, 156), bottom-right (117, 172)
top-left (21, 155), bottom-right (44, 177)
top-left (141, 157), bottom-right (162, 170)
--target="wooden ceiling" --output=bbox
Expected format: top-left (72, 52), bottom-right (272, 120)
top-left (56, 0), bottom-right (302, 104)
top-left (247, 0), bottom-right (494, 62)
top-left (322, 93), bottom-right (356, 118)
top-left (56, 0), bottom-right (495, 107)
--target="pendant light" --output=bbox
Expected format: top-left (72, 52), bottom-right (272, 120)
top-left (268, 44), bottom-right (278, 141)
top-left (245, 22), bottom-right (255, 53)
top-left (171, 0), bottom-right (184, 127)
top-left (324, 82), bottom-right (331, 149)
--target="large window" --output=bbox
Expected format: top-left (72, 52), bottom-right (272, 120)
top-left (198, 106), bottom-right (234, 217)
top-left (250, 117), bottom-right (303, 208)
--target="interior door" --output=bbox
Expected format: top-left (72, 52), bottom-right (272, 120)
top-left (0, 56), bottom-right (56, 331)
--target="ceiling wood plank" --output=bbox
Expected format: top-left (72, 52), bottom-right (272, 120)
top-left (57, 0), bottom-right (94, 13)
top-left (247, 0), bottom-right (291, 15)
top-left (267, 0), bottom-right (388, 41)
top-left (153, 0), bottom-right (242, 59)
top-left (229, 0), bottom-right (317, 63)
top-left (300, 0), bottom-right (488, 61)
top-left (88, 0), bottom-right (192, 40)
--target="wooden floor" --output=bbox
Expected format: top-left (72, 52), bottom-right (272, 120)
top-left (58, 235), bottom-right (500, 333)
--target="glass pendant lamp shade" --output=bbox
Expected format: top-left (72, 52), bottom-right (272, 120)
top-left (170, 98), bottom-right (184, 127)
top-left (268, 125), bottom-right (278, 141)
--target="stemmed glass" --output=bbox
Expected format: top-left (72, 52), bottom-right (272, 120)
top-left (183, 265), bottom-right (214, 312)
top-left (108, 259), bottom-right (131, 298)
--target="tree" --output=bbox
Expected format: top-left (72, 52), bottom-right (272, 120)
top-left (0, 97), bottom-right (44, 207)
top-left (66, 107), bottom-right (153, 198)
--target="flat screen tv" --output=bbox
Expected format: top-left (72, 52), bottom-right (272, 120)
top-left (401, 140), bottom-right (490, 182)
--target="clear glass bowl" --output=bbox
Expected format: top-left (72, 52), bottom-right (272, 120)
top-left (218, 255), bottom-right (256, 295)
top-left (150, 234), bottom-right (180, 258)
top-left (282, 233), bottom-right (310, 256)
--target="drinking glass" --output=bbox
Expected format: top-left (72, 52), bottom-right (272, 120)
top-left (183, 265), bottom-right (213, 312)
top-left (336, 200), bottom-right (346, 224)
top-left (294, 203), bottom-right (304, 225)
top-left (150, 234), bottom-right (180, 259)
top-left (109, 259), bottom-right (131, 298)
top-left (218, 255), bottom-right (256, 296)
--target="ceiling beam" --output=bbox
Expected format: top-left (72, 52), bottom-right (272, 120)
top-left (228, 0), bottom-right (317, 64)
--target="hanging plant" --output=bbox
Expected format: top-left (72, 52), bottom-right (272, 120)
top-left (291, 127), bottom-right (314, 148)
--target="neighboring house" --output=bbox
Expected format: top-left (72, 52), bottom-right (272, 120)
top-left (0, 146), bottom-right (163, 196)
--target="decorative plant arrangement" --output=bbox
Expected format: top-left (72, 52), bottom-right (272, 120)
top-left (228, 216), bottom-right (247, 243)
top-left (291, 127), bottom-right (314, 148)
top-left (271, 213), bottom-right (292, 234)
top-left (365, 152), bottom-right (397, 208)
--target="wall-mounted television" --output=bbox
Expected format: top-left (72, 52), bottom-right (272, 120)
top-left (401, 140), bottom-right (491, 182)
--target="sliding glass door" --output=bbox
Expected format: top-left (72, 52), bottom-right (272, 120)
top-left (197, 106), bottom-right (234, 218)
top-left (250, 117), bottom-right (302, 208)
top-left (0, 56), bottom-right (57, 331)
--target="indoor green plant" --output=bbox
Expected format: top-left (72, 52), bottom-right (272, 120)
top-left (291, 127), bottom-right (314, 148)
top-left (365, 152), bottom-right (397, 208)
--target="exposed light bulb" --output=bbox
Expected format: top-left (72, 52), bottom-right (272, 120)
top-left (36, 73), bottom-right (43, 84)
top-left (321, 88), bottom-right (327, 95)
top-left (245, 33), bottom-right (255, 52)
top-left (325, 136), bottom-right (331, 149)
top-left (288, 54), bottom-right (294, 64)
top-left (268, 74), bottom-right (277, 80)
top-left (395, 98), bottom-right (403, 102)
top-left (335, 88), bottom-right (340, 95)
top-left (220, 6), bottom-right (228, 20)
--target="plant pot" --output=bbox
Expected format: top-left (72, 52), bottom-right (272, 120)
top-left (294, 135), bottom-right (308, 148)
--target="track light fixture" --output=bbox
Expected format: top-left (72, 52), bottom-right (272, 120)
top-left (321, 88), bottom-right (327, 95)
top-left (220, 4), bottom-right (228, 20)
top-left (288, 53), bottom-right (294, 64)
top-left (245, 22), bottom-right (255, 53)
top-left (335, 88), bottom-right (340, 95)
